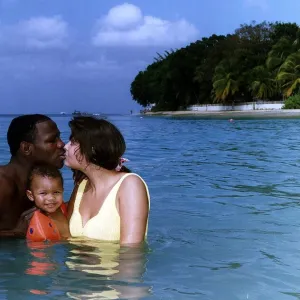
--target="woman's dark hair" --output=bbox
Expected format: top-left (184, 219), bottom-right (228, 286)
top-left (69, 116), bottom-right (130, 173)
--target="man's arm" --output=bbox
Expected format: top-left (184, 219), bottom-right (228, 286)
top-left (0, 175), bottom-right (34, 237)
top-left (0, 175), bottom-right (15, 210)
top-left (0, 207), bottom-right (36, 238)
top-left (0, 175), bottom-right (24, 237)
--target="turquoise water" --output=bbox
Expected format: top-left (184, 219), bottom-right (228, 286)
top-left (1, 115), bottom-right (300, 299)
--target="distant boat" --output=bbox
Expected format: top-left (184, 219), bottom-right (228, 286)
top-left (72, 110), bottom-right (90, 116)
top-left (60, 112), bottom-right (66, 115)
top-left (72, 110), bottom-right (105, 117)
top-left (93, 113), bottom-right (107, 119)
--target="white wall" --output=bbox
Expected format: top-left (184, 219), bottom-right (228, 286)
top-left (187, 101), bottom-right (284, 112)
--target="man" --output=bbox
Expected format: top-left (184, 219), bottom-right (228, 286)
top-left (0, 114), bottom-right (65, 233)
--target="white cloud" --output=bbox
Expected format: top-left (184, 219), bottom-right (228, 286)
top-left (245, 0), bottom-right (269, 11)
top-left (14, 16), bottom-right (68, 49)
top-left (0, 15), bottom-right (69, 50)
top-left (102, 3), bottom-right (143, 30)
top-left (92, 3), bottom-right (199, 47)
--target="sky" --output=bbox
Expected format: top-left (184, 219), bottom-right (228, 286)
top-left (0, 0), bottom-right (299, 114)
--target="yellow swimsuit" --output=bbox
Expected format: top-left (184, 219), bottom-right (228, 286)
top-left (69, 173), bottom-right (150, 241)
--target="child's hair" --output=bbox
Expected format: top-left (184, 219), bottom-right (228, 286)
top-left (27, 164), bottom-right (64, 190)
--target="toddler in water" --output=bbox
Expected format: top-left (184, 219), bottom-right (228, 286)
top-left (23, 164), bottom-right (70, 240)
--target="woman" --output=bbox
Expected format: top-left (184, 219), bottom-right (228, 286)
top-left (65, 116), bottom-right (150, 246)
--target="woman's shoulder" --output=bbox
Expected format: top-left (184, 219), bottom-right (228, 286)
top-left (120, 172), bottom-right (147, 186)
top-left (119, 173), bottom-right (150, 198)
top-left (118, 173), bottom-right (150, 214)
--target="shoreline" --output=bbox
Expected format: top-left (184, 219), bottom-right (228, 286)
top-left (144, 109), bottom-right (300, 118)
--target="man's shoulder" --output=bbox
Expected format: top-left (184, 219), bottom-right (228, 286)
top-left (0, 165), bottom-right (15, 180)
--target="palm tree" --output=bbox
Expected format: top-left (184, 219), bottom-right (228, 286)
top-left (212, 59), bottom-right (239, 102)
top-left (277, 52), bottom-right (300, 97)
top-left (154, 49), bottom-right (176, 62)
top-left (292, 28), bottom-right (300, 47)
top-left (249, 66), bottom-right (278, 99)
top-left (266, 37), bottom-right (294, 71)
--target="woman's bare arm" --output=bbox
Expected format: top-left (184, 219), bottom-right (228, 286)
top-left (119, 176), bottom-right (149, 246)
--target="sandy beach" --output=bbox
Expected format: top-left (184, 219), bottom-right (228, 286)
top-left (144, 109), bottom-right (300, 118)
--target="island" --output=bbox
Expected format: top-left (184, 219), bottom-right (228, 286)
top-left (130, 21), bottom-right (300, 114)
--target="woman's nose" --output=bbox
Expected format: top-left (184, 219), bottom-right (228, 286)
top-left (64, 141), bottom-right (70, 150)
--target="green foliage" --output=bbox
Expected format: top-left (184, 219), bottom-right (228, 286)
top-left (249, 66), bottom-right (278, 99)
top-left (282, 94), bottom-right (300, 109)
top-left (212, 59), bottom-right (240, 102)
top-left (277, 52), bottom-right (300, 97)
top-left (130, 21), bottom-right (300, 111)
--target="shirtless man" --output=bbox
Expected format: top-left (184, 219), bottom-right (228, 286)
top-left (0, 114), bottom-right (65, 234)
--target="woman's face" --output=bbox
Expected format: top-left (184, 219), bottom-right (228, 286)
top-left (64, 139), bottom-right (86, 170)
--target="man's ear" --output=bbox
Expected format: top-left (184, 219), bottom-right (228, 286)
top-left (26, 190), bottom-right (34, 202)
top-left (20, 141), bottom-right (33, 156)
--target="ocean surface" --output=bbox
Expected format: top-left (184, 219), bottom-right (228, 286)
top-left (1, 114), bottom-right (300, 299)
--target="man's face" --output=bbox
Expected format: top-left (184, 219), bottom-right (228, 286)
top-left (32, 120), bottom-right (65, 168)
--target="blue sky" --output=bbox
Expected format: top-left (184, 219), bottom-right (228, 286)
top-left (0, 0), bottom-right (299, 114)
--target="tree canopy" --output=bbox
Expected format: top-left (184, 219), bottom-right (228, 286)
top-left (130, 21), bottom-right (300, 111)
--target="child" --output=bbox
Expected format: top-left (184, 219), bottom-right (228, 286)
top-left (24, 164), bottom-right (70, 241)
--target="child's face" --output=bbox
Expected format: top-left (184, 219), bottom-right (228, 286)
top-left (26, 175), bottom-right (64, 214)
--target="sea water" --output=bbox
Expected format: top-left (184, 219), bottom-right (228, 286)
top-left (1, 114), bottom-right (300, 299)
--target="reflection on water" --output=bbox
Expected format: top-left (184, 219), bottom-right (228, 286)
top-left (25, 242), bottom-right (56, 296)
top-left (0, 237), bottom-right (151, 299)
top-left (65, 238), bottom-right (151, 299)
top-left (26, 242), bottom-right (56, 277)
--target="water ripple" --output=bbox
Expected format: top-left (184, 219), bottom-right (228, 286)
top-left (1, 116), bottom-right (300, 299)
